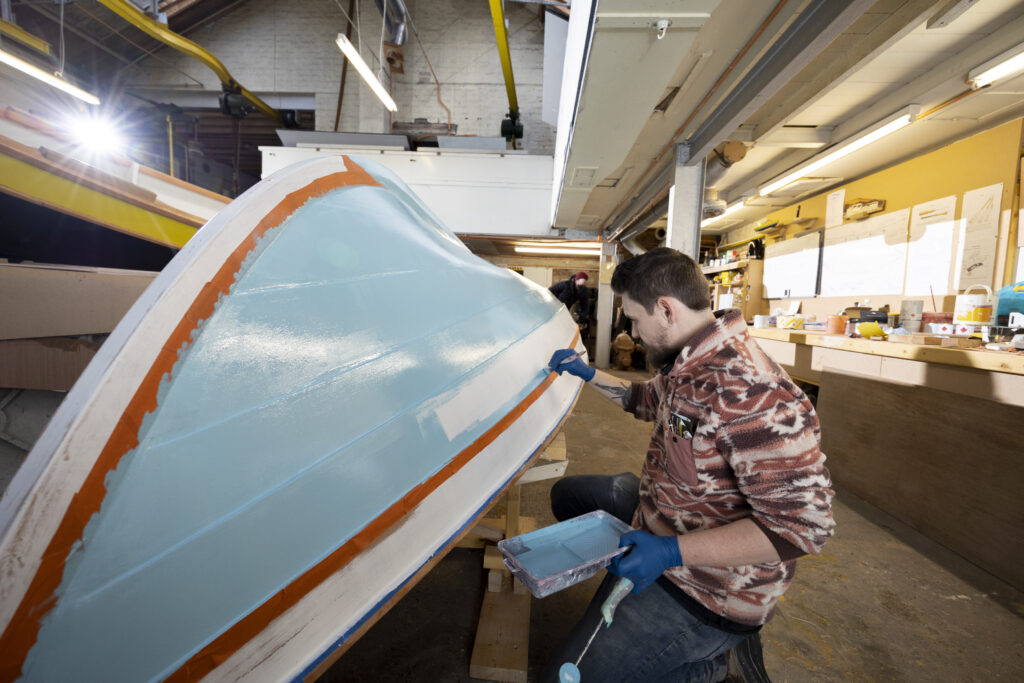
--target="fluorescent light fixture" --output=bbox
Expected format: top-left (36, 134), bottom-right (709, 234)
top-left (968, 42), bottom-right (1024, 89)
top-left (0, 48), bottom-right (99, 105)
top-left (700, 201), bottom-right (745, 228)
top-left (514, 246), bottom-right (603, 256)
top-left (759, 107), bottom-right (917, 197)
top-left (335, 33), bottom-right (397, 112)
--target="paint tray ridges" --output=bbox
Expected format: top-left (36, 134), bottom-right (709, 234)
top-left (497, 510), bottom-right (631, 598)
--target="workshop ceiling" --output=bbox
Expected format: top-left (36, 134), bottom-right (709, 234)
top-left (9, 0), bottom-right (252, 86)
top-left (553, 0), bottom-right (1024, 240)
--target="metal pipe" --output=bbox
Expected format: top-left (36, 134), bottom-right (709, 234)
top-left (166, 113), bottom-right (174, 178)
top-left (97, 0), bottom-right (283, 126)
top-left (334, 0), bottom-right (355, 131)
top-left (488, 0), bottom-right (519, 115)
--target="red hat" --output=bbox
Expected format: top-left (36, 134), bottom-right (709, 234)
top-left (575, 271), bottom-right (589, 280)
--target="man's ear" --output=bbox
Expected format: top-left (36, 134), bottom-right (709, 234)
top-left (656, 297), bottom-right (675, 324)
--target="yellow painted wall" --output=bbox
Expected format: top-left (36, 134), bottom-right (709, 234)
top-left (722, 118), bottom-right (1024, 319)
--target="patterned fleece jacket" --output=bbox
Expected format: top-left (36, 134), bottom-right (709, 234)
top-left (626, 309), bottom-right (835, 626)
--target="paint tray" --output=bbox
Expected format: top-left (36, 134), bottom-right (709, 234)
top-left (497, 510), bottom-right (631, 598)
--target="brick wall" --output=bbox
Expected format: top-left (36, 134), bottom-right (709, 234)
top-left (120, 0), bottom-right (556, 154)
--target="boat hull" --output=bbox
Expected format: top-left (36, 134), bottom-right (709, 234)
top-left (0, 155), bottom-right (584, 681)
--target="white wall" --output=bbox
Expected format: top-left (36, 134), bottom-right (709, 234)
top-left (522, 266), bottom-right (552, 287)
top-left (119, 0), bottom-right (556, 154)
top-left (261, 146), bottom-right (555, 236)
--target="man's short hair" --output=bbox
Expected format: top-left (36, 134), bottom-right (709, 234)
top-left (610, 247), bottom-right (711, 313)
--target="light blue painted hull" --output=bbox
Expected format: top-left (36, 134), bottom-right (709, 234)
top-left (0, 156), bottom-right (582, 681)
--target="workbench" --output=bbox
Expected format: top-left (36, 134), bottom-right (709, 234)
top-left (749, 328), bottom-right (1024, 592)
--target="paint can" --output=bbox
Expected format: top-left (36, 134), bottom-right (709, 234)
top-left (899, 300), bottom-right (924, 333)
top-left (953, 285), bottom-right (993, 325)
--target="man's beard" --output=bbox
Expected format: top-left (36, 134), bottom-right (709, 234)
top-left (645, 339), bottom-right (679, 370)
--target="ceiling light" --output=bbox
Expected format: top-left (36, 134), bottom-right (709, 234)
top-left (514, 246), bottom-right (603, 256)
top-left (759, 106), bottom-right (917, 197)
top-left (335, 33), bottom-right (397, 112)
top-left (701, 201), bottom-right (744, 228)
top-left (0, 48), bottom-right (99, 105)
top-left (968, 42), bottom-right (1024, 89)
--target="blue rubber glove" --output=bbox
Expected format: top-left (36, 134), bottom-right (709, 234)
top-left (548, 348), bottom-right (595, 382)
top-left (608, 530), bottom-right (683, 593)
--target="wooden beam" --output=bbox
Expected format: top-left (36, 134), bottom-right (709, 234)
top-left (469, 589), bottom-right (530, 683)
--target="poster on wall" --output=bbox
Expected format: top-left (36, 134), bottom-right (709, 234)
top-left (820, 209), bottom-right (909, 297)
top-left (904, 196), bottom-right (956, 296)
top-left (955, 183), bottom-right (1002, 289)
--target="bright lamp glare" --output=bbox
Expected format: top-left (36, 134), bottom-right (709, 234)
top-left (69, 117), bottom-right (125, 155)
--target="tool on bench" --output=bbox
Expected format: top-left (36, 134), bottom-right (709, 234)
top-left (558, 576), bottom-right (634, 683)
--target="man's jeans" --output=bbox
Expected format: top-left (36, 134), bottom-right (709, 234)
top-left (541, 473), bottom-right (745, 683)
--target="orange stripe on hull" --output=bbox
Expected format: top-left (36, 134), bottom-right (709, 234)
top-left (0, 160), bottom-right (382, 680)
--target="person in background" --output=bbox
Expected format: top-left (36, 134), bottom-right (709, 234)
top-left (544, 247), bottom-right (835, 682)
top-left (549, 271), bottom-right (591, 314)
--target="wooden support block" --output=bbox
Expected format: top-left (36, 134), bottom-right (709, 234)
top-left (505, 486), bottom-right (521, 539)
top-left (487, 568), bottom-right (507, 593)
top-left (483, 544), bottom-right (505, 571)
top-left (513, 577), bottom-right (529, 595)
top-left (517, 460), bottom-right (568, 485)
top-left (469, 587), bottom-right (531, 682)
top-left (470, 521), bottom-right (506, 543)
top-left (540, 431), bottom-right (567, 461)
top-left (455, 516), bottom-right (537, 548)
top-left (940, 336), bottom-right (983, 348)
top-left (889, 334), bottom-right (942, 345)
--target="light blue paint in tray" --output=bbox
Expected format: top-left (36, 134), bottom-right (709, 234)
top-left (497, 511), bottom-right (631, 598)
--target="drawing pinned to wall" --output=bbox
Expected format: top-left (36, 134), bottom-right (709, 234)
top-left (904, 196), bottom-right (956, 296)
top-left (955, 183), bottom-right (1002, 289)
top-left (820, 209), bottom-right (910, 297)
top-left (763, 231), bottom-right (820, 299)
top-left (826, 189), bottom-right (845, 228)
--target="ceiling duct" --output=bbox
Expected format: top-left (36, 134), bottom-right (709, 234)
top-left (375, 0), bottom-right (408, 45)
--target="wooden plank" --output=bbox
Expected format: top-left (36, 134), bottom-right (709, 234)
top-left (0, 264), bottom-right (157, 340)
top-left (505, 486), bottom-right (521, 539)
top-left (889, 334), bottom-right (942, 345)
top-left (750, 327), bottom-right (1024, 375)
top-left (483, 544), bottom-right (505, 571)
top-left (817, 370), bottom-right (1024, 590)
top-left (469, 589), bottom-right (530, 683)
top-left (540, 431), bottom-right (567, 461)
top-left (487, 568), bottom-right (506, 593)
top-left (0, 337), bottom-right (99, 390)
top-left (516, 460), bottom-right (568, 485)
top-left (454, 516), bottom-right (537, 549)
top-left (939, 337), bottom-right (983, 348)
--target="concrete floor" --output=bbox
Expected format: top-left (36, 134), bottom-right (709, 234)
top-left (325, 369), bottom-right (1024, 682)
top-left (3, 375), bottom-right (1022, 682)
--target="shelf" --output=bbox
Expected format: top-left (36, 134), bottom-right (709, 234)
top-left (701, 259), bottom-right (749, 274)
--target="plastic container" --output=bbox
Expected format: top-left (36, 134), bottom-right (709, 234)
top-left (954, 285), bottom-right (993, 324)
top-left (826, 315), bottom-right (847, 335)
top-left (498, 510), bottom-right (631, 598)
